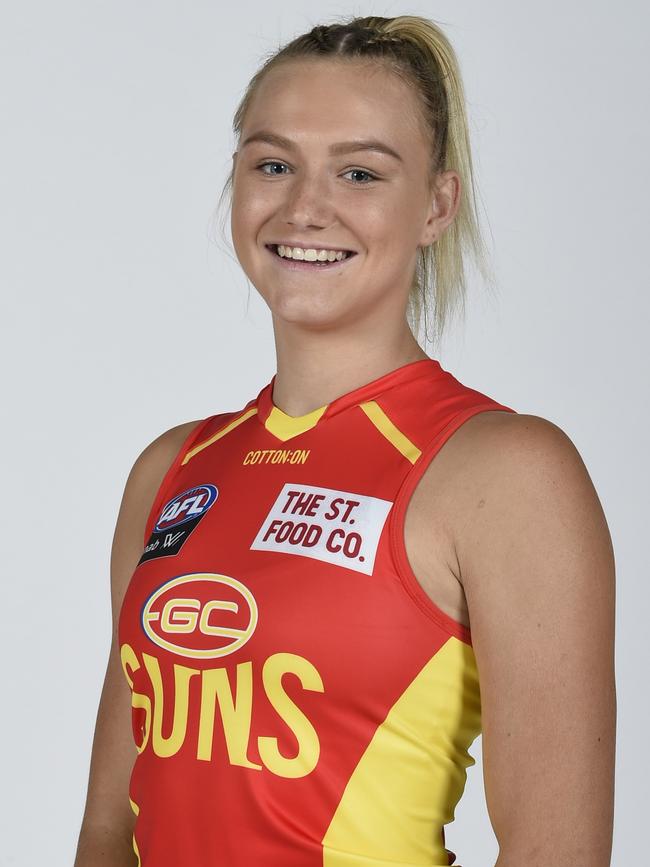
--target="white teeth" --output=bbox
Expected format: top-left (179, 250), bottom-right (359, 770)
top-left (276, 245), bottom-right (349, 262)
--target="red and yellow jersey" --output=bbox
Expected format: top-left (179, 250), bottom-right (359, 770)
top-left (117, 357), bottom-right (517, 866)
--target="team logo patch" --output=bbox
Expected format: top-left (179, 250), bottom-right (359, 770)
top-left (141, 572), bottom-right (258, 659)
top-left (250, 482), bottom-right (392, 575)
top-left (138, 483), bottom-right (218, 564)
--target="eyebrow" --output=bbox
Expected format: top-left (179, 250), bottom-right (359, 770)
top-left (239, 130), bottom-right (403, 163)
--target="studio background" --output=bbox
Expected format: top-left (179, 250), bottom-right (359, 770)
top-left (1, 2), bottom-right (647, 865)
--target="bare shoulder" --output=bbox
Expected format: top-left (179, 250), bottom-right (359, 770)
top-left (406, 410), bottom-right (602, 617)
top-left (401, 411), bottom-right (574, 629)
top-left (113, 418), bottom-right (205, 552)
top-left (447, 410), bottom-right (613, 588)
top-left (116, 417), bottom-right (206, 543)
top-left (128, 418), bottom-right (206, 486)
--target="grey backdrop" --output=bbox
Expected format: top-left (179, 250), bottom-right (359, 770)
top-left (1, 1), bottom-right (647, 865)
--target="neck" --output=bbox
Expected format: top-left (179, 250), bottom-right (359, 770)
top-left (269, 316), bottom-right (429, 417)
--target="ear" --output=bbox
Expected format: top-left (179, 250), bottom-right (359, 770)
top-left (419, 170), bottom-right (461, 247)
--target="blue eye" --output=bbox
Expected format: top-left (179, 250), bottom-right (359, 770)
top-left (256, 162), bottom-right (378, 184)
top-left (257, 161), bottom-right (288, 176)
top-left (342, 168), bottom-right (377, 184)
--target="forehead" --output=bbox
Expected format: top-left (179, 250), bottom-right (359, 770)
top-left (243, 59), bottom-right (426, 152)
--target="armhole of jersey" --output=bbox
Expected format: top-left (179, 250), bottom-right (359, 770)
top-left (389, 401), bottom-right (518, 646)
top-left (142, 416), bottom-right (215, 546)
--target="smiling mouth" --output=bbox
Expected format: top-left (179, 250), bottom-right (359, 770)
top-left (265, 244), bottom-right (357, 269)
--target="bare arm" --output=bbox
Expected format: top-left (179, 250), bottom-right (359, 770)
top-left (456, 414), bottom-right (616, 867)
top-left (73, 419), bottom-right (203, 866)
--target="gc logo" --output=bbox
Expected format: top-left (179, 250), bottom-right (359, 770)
top-left (141, 572), bottom-right (258, 660)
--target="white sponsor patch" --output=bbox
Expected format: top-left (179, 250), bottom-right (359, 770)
top-left (250, 483), bottom-right (392, 575)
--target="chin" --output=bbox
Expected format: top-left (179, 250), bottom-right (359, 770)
top-left (265, 290), bottom-right (350, 330)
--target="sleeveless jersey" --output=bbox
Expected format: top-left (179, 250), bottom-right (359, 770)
top-left (117, 357), bottom-right (517, 867)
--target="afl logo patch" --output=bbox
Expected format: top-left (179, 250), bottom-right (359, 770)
top-left (138, 483), bottom-right (218, 565)
top-left (155, 483), bottom-right (218, 532)
top-left (141, 572), bottom-right (258, 659)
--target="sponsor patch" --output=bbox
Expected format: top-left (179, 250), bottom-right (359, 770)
top-left (250, 482), bottom-right (392, 575)
top-left (138, 483), bottom-right (218, 564)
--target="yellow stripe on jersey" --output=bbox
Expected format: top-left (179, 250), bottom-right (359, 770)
top-left (264, 404), bottom-right (328, 441)
top-left (321, 637), bottom-right (481, 866)
top-left (359, 400), bottom-right (422, 464)
top-left (181, 407), bottom-right (258, 465)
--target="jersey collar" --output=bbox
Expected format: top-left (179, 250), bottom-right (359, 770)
top-left (255, 358), bottom-right (443, 442)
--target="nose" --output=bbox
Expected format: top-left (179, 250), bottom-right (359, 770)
top-left (279, 171), bottom-right (333, 230)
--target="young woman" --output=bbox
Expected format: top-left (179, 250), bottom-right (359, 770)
top-left (75, 15), bottom-right (616, 867)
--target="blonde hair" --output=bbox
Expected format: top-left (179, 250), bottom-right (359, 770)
top-left (211, 14), bottom-right (495, 347)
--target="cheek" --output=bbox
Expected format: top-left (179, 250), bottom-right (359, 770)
top-left (229, 208), bottom-right (246, 262)
top-left (231, 176), bottom-right (270, 232)
top-left (382, 203), bottom-right (423, 266)
top-left (362, 224), bottom-right (415, 270)
top-left (355, 197), bottom-right (411, 249)
top-left (231, 194), bottom-right (260, 232)
top-left (230, 201), bottom-right (264, 264)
